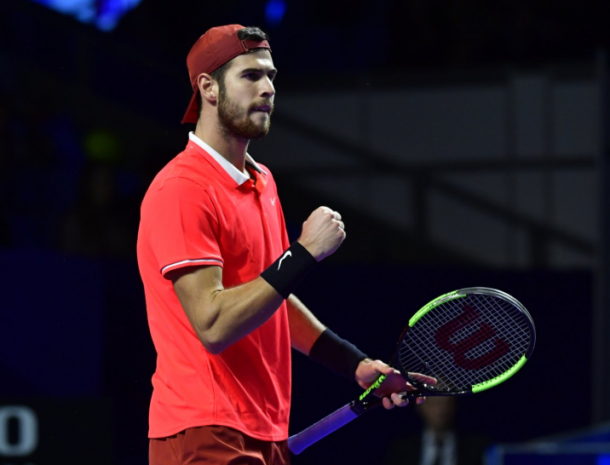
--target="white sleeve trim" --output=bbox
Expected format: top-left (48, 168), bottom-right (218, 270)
top-left (161, 258), bottom-right (223, 275)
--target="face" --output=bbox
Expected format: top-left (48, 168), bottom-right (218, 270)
top-left (417, 396), bottom-right (456, 433)
top-left (216, 49), bottom-right (276, 140)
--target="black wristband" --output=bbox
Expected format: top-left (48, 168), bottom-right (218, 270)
top-left (309, 328), bottom-right (368, 379)
top-left (261, 242), bottom-right (317, 299)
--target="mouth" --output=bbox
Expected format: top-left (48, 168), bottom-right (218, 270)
top-left (251, 104), bottom-right (272, 114)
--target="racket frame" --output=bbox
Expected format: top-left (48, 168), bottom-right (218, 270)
top-left (395, 287), bottom-right (536, 397)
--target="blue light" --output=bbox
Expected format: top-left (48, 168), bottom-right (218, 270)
top-left (29, 0), bottom-right (143, 32)
top-left (598, 455), bottom-right (610, 465)
top-left (265, 0), bottom-right (286, 27)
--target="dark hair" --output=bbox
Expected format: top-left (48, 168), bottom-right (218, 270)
top-left (197, 26), bottom-right (269, 120)
top-left (237, 26), bottom-right (269, 42)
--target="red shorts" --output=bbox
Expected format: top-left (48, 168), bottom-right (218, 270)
top-left (149, 425), bottom-right (291, 465)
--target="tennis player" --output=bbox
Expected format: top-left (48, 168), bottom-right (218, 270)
top-left (137, 24), bottom-right (433, 465)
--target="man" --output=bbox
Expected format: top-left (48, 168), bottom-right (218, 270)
top-left (384, 397), bottom-right (489, 465)
top-left (137, 24), bottom-right (434, 465)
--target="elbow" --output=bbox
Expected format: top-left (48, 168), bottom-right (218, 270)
top-left (201, 338), bottom-right (226, 355)
top-left (192, 306), bottom-right (228, 355)
top-left (197, 327), bottom-right (229, 355)
top-left (190, 298), bottom-right (240, 355)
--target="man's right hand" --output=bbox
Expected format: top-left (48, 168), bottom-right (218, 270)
top-left (297, 207), bottom-right (346, 261)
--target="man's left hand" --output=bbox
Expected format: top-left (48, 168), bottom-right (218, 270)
top-left (354, 358), bottom-right (437, 410)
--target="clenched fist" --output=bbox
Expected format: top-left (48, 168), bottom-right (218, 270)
top-left (297, 207), bottom-right (346, 261)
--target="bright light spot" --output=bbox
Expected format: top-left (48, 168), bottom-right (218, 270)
top-left (265, 0), bottom-right (286, 27)
top-left (29, 0), bottom-right (143, 32)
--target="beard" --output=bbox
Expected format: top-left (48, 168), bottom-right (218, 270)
top-left (217, 88), bottom-right (273, 141)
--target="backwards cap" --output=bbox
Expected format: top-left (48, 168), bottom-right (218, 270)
top-left (181, 24), bottom-right (271, 124)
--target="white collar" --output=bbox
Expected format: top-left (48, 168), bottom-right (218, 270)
top-left (188, 132), bottom-right (266, 186)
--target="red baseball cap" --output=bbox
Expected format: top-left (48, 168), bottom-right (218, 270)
top-left (181, 24), bottom-right (272, 124)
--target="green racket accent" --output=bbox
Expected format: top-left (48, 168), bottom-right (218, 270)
top-left (472, 355), bottom-right (528, 393)
top-left (408, 291), bottom-right (465, 327)
top-left (358, 374), bottom-right (387, 401)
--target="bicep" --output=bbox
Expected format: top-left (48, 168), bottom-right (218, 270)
top-left (169, 265), bottom-right (224, 331)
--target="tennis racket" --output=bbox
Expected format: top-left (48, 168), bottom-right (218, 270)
top-left (288, 287), bottom-right (536, 454)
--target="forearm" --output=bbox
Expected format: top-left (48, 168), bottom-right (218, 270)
top-left (287, 294), bottom-right (326, 355)
top-left (200, 277), bottom-right (285, 353)
top-left (286, 295), bottom-right (369, 378)
top-left (172, 265), bottom-right (285, 354)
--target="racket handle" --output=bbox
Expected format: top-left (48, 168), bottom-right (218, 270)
top-left (288, 402), bottom-right (360, 455)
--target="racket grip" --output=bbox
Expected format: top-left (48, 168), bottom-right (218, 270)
top-left (287, 403), bottom-right (359, 455)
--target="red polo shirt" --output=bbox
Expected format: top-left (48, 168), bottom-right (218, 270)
top-left (137, 133), bottom-right (291, 440)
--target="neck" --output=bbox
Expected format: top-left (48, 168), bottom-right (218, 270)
top-left (194, 119), bottom-right (250, 174)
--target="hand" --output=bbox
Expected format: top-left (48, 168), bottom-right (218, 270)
top-left (354, 359), bottom-right (437, 410)
top-left (297, 207), bottom-right (346, 261)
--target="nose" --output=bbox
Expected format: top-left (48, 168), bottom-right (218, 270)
top-left (260, 76), bottom-right (275, 99)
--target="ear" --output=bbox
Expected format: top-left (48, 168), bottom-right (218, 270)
top-left (197, 73), bottom-right (218, 105)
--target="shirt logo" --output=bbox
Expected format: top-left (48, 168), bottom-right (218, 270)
top-left (271, 197), bottom-right (276, 206)
top-left (278, 251), bottom-right (292, 270)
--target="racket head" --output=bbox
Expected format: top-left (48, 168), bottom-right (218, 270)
top-left (395, 287), bottom-right (536, 396)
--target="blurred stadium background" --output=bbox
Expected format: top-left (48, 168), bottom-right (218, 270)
top-left (1, 0), bottom-right (609, 463)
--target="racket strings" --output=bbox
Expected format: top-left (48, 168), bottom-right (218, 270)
top-left (466, 295), bottom-right (530, 362)
top-left (398, 294), bottom-right (532, 392)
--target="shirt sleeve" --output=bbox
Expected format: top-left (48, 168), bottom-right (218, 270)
top-left (143, 176), bottom-right (223, 277)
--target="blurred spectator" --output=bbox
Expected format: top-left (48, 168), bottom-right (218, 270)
top-left (384, 397), bottom-right (489, 465)
top-left (60, 129), bottom-right (138, 258)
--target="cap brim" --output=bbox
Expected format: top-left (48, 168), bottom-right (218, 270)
top-left (181, 89), bottom-right (200, 124)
